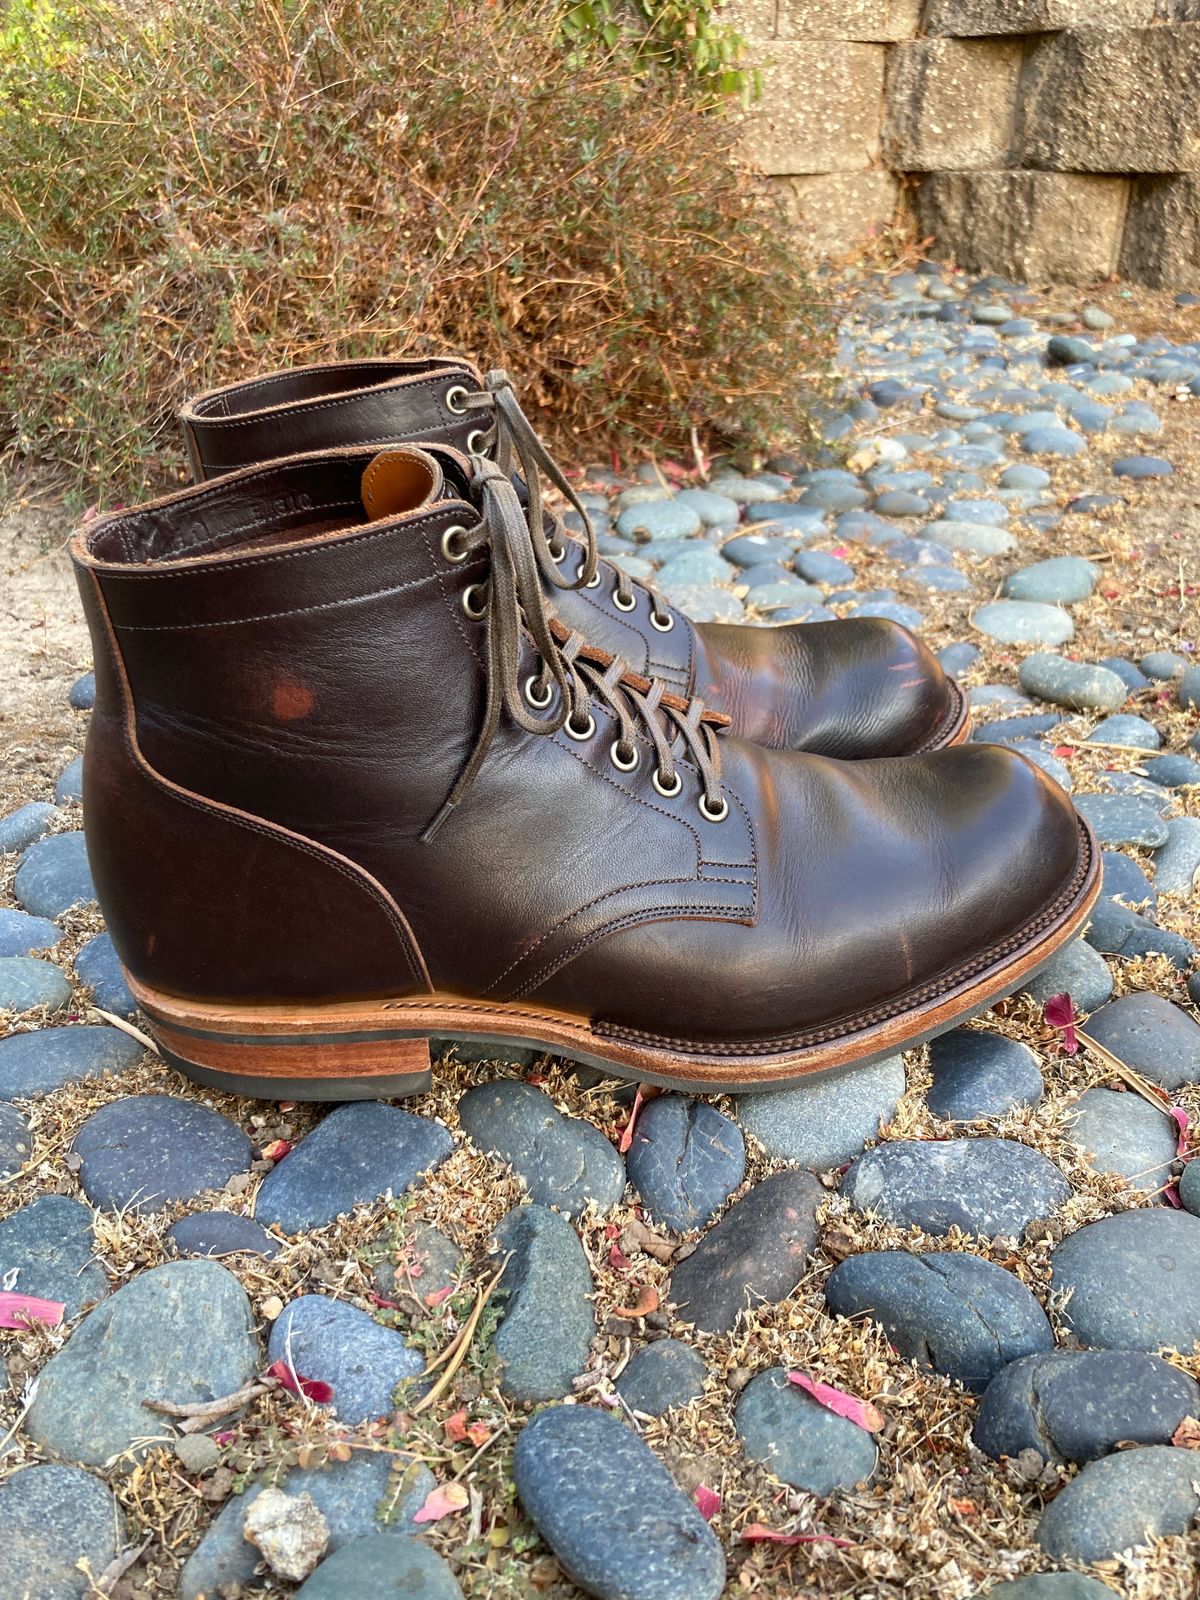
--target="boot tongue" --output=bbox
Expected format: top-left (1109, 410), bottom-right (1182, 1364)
top-left (360, 448), bottom-right (443, 519)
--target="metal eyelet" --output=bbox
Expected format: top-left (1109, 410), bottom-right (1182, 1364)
top-left (652, 770), bottom-right (683, 798)
top-left (613, 588), bottom-right (636, 612)
top-left (524, 675), bottom-right (553, 709)
top-left (565, 713), bottom-right (596, 742)
top-left (466, 428), bottom-right (489, 454)
top-left (609, 741), bottom-right (639, 773)
top-left (584, 571), bottom-right (602, 589)
top-left (699, 794), bottom-right (729, 823)
top-left (445, 385), bottom-right (470, 415)
top-left (461, 582), bottom-right (488, 620)
top-left (650, 610), bottom-right (675, 633)
top-left (549, 543), bottom-right (567, 564)
top-left (441, 524), bottom-right (469, 564)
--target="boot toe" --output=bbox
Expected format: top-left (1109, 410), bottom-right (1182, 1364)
top-left (694, 617), bottom-right (964, 758)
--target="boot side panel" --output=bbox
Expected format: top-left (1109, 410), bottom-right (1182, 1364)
top-left (75, 564), bottom-right (430, 1005)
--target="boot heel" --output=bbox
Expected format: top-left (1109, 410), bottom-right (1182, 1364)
top-left (125, 976), bottom-right (433, 1102)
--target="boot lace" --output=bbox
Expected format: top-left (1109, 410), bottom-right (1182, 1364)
top-left (456, 369), bottom-right (674, 630)
top-left (421, 454), bottom-right (727, 843)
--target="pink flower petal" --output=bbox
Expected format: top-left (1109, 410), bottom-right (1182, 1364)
top-left (1171, 1107), bottom-right (1191, 1159)
top-left (266, 1359), bottom-right (334, 1404)
top-left (694, 1484), bottom-right (721, 1521)
top-left (412, 1482), bottom-right (469, 1524)
top-left (1044, 992), bottom-right (1078, 1055)
top-left (0, 1292), bottom-right (64, 1329)
top-left (788, 1371), bottom-right (883, 1432)
top-left (741, 1523), bottom-right (851, 1547)
top-left (1165, 1183), bottom-right (1183, 1209)
top-left (619, 1086), bottom-right (646, 1155)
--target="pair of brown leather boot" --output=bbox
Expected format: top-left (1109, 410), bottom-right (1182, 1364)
top-left (71, 359), bottom-right (1099, 1100)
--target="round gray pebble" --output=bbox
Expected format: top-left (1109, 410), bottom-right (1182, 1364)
top-left (27, 1260), bottom-right (259, 1467)
top-left (13, 832), bottom-right (96, 918)
top-left (615, 1339), bottom-right (706, 1417)
top-left (72, 1095), bottom-right (252, 1212)
top-left (1065, 1087), bottom-right (1177, 1195)
top-left (826, 1249), bottom-right (1052, 1392)
top-left (0, 802), bottom-right (58, 856)
top-left (1051, 1208), bottom-right (1200, 1351)
top-left (0, 955), bottom-right (72, 1014)
top-left (1037, 1445), bottom-right (1200, 1562)
top-left (736, 1055), bottom-right (904, 1169)
top-left (256, 1101), bottom-right (453, 1233)
top-left (735, 1368), bottom-right (877, 1495)
top-left (0, 1463), bottom-right (120, 1600)
top-left (975, 1349), bottom-right (1200, 1464)
top-left (1019, 939), bottom-right (1114, 1013)
top-left (492, 1205), bottom-right (594, 1403)
top-left (626, 1096), bottom-right (744, 1231)
top-left (515, 1405), bottom-right (725, 1600)
top-left (843, 1137), bottom-right (1070, 1240)
top-left (1018, 654), bottom-right (1127, 713)
top-left (459, 1080), bottom-right (624, 1217)
top-left (267, 1296), bottom-right (424, 1424)
top-left (926, 1029), bottom-right (1044, 1120)
top-left (296, 1534), bottom-right (465, 1599)
top-left (0, 1024), bottom-right (145, 1099)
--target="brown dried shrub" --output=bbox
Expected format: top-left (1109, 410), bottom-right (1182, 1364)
top-left (0, 0), bottom-right (831, 497)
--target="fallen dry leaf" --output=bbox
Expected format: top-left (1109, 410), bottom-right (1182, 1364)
top-left (413, 1481), bottom-right (470, 1524)
top-left (1044, 992), bottom-right (1078, 1055)
top-left (694, 1484), bottom-right (720, 1521)
top-left (741, 1523), bottom-right (851, 1548)
top-left (788, 1371), bottom-right (883, 1432)
top-left (0, 1292), bottom-right (64, 1329)
top-left (266, 1360), bottom-right (334, 1404)
top-left (618, 1086), bottom-right (647, 1155)
top-left (613, 1284), bottom-right (659, 1319)
top-left (1173, 1416), bottom-right (1200, 1450)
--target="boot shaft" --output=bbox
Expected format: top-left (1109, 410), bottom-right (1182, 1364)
top-left (181, 358), bottom-right (484, 479)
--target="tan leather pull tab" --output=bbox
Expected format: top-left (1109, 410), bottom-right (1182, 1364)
top-left (361, 448), bottom-right (443, 519)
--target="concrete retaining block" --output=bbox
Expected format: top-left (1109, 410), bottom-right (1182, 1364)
top-left (737, 42), bottom-right (887, 174)
top-left (1018, 25), bottom-right (1200, 173)
top-left (885, 38), bottom-right (1022, 170)
top-left (772, 171), bottom-right (901, 252)
top-left (925, 0), bottom-right (1155, 35)
top-left (1120, 175), bottom-right (1200, 288)
top-left (776, 0), bottom-right (921, 40)
top-left (915, 172), bottom-right (1131, 283)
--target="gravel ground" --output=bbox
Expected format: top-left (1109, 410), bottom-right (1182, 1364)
top-left (1, 263), bottom-right (1199, 1600)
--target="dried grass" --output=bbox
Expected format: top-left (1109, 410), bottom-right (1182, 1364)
top-left (0, 0), bottom-right (832, 499)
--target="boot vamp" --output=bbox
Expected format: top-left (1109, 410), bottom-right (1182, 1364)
top-left (692, 616), bottom-right (955, 757)
top-left (530, 741), bottom-right (1085, 1045)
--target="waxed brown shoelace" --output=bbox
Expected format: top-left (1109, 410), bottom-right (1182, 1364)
top-left (421, 454), bottom-right (726, 843)
top-left (460, 369), bottom-right (674, 629)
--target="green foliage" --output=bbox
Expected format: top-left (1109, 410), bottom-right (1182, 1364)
top-left (0, 0), bottom-right (828, 496)
top-left (558, 0), bottom-right (759, 100)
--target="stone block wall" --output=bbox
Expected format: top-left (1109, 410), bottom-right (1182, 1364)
top-left (727, 0), bottom-right (1200, 285)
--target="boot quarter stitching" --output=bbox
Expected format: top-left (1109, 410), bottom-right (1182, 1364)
top-left (415, 521), bottom-right (487, 671)
top-left (480, 872), bottom-right (757, 996)
top-left (95, 501), bottom-right (466, 580)
top-left (187, 362), bottom-right (467, 415)
top-left (510, 900), bottom-right (757, 1002)
top-left (111, 571), bottom-right (445, 632)
top-left (189, 373), bottom-right (461, 430)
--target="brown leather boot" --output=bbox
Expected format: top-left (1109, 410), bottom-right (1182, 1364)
top-left (180, 361), bottom-right (967, 758)
top-left (71, 442), bottom-right (1097, 1102)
